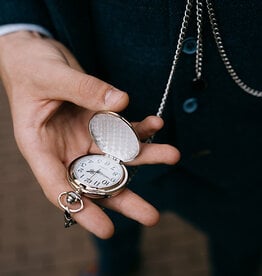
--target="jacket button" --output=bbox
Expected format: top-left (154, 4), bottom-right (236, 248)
top-left (183, 98), bottom-right (198, 113)
top-left (182, 37), bottom-right (197, 54)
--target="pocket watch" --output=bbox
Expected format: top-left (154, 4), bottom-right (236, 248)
top-left (67, 111), bottom-right (140, 199)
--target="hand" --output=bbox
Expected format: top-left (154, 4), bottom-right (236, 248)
top-left (0, 31), bottom-right (180, 238)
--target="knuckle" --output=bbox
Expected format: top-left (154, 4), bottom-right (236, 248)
top-left (78, 75), bottom-right (92, 92)
top-left (77, 75), bottom-right (111, 107)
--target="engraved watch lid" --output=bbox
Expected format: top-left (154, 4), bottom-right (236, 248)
top-left (89, 111), bottom-right (140, 162)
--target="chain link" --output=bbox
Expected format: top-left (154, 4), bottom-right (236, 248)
top-left (195, 0), bottom-right (204, 79)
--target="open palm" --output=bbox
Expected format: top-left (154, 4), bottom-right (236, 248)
top-left (0, 31), bottom-right (180, 238)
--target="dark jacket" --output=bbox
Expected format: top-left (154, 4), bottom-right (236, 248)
top-left (1, 0), bottom-right (261, 243)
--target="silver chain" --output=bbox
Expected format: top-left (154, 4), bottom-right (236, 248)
top-left (206, 0), bottom-right (262, 97)
top-left (156, 0), bottom-right (262, 120)
top-left (156, 0), bottom-right (194, 117)
top-left (195, 0), bottom-right (204, 79)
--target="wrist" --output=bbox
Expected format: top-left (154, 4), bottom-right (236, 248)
top-left (0, 30), bottom-right (45, 67)
top-left (0, 31), bottom-right (46, 96)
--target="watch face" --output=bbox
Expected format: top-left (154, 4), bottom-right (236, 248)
top-left (69, 155), bottom-right (127, 195)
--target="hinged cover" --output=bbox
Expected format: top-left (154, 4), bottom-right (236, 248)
top-left (89, 111), bottom-right (140, 162)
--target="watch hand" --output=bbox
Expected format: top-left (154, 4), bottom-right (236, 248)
top-left (86, 169), bottom-right (101, 179)
top-left (86, 168), bottom-right (112, 181)
top-left (86, 169), bottom-right (99, 173)
top-left (97, 170), bottom-right (111, 180)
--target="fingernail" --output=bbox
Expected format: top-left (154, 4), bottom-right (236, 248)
top-left (105, 88), bottom-right (125, 107)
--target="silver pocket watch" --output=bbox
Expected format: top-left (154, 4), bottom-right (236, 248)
top-left (58, 111), bottom-right (140, 226)
top-left (68, 111), bottom-right (140, 198)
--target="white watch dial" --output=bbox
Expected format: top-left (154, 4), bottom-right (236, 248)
top-left (72, 155), bottom-right (124, 189)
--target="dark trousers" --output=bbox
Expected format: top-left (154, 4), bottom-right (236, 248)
top-left (93, 164), bottom-right (262, 276)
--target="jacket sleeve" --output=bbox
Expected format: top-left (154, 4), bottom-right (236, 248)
top-left (0, 0), bottom-right (54, 34)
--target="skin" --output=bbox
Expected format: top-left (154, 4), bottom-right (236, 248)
top-left (0, 31), bottom-right (180, 239)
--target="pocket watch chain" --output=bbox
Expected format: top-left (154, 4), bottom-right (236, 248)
top-left (157, 0), bottom-right (262, 120)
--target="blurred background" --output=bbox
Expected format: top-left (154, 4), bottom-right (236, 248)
top-left (0, 84), bottom-right (209, 276)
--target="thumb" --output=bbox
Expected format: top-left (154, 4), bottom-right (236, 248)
top-left (47, 66), bottom-right (129, 112)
